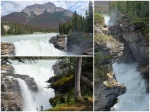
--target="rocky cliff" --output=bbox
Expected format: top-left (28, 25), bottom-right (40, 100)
top-left (109, 14), bottom-right (149, 92)
top-left (94, 26), bottom-right (125, 110)
top-left (1, 64), bottom-right (38, 111)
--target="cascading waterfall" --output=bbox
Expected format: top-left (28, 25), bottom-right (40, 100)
top-left (1, 33), bottom-right (69, 56)
top-left (16, 78), bottom-right (36, 111)
top-left (111, 63), bottom-right (149, 111)
top-left (12, 60), bottom-right (57, 111)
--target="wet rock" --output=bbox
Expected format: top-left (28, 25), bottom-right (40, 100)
top-left (1, 42), bottom-right (15, 56)
top-left (95, 81), bottom-right (126, 111)
top-left (1, 75), bottom-right (23, 111)
top-left (1, 64), bottom-right (14, 73)
top-left (24, 77), bottom-right (38, 92)
top-left (3, 73), bottom-right (38, 92)
top-left (49, 35), bottom-right (66, 51)
top-left (109, 15), bottom-right (149, 93)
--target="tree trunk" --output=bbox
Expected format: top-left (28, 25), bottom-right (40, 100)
top-left (74, 57), bottom-right (84, 101)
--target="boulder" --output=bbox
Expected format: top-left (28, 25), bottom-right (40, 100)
top-left (1, 64), bottom-right (14, 73)
top-left (1, 42), bottom-right (15, 56)
top-left (49, 35), bottom-right (66, 51)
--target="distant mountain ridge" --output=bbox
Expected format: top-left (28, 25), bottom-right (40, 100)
top-left (2, 2), bottom-right (73, 28)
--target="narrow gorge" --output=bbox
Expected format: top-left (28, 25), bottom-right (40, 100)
top-left (94, 2), bottom-right (149, 110)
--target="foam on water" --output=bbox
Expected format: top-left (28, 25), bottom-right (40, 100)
top-left (1, 33), bottom-right (69, 56)
top-left (111, 63), bottom-right (149, 111)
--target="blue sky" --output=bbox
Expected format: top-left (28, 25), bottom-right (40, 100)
top-left (1, 1), bottom-right (90, 16)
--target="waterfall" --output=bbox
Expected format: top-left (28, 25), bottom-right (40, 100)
top-left (16, 78), bottom-right (36, 111)
top-left (111, 63), bottom-right (149, 111)
top-left (1, 33), bottom-right (69, 56)
top-left (13, 37), bottom-right (67, 56)
top-left (12, 60), bottom-right (57, 111)
top-left (104, 16), bottom-right (110, 25)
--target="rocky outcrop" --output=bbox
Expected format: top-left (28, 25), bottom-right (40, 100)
top-left (94, 18), bottom-right (126, 110)
top-left (95, 37), bottom-right (123, 60)
top-left (109, 15), bottom-right (149, 64)
top-left (67, 32), bottom-right (93, 55)
top-left (1, 42), bottom-right (15, 56)
top-left (3, 73), bottom-right (38, 92)
top-left (95, 82), bottom-right (126, 111)
top-left (1, 64), bottom-right (14, 73)
top-left (1, 74), bottom-right (23, 111)
top-left (49, 35), bottom-right (67, 51)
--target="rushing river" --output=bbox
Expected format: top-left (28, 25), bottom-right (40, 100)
top-left (111, 63), bottom-right (149, 111)
top-left (1, 33), bottom-right (73, 56)
top-left (11, 60), bottom-right (57, 111)
top-left (103, 15), bottom-right (149, 111)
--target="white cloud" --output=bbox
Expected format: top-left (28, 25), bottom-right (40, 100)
top-left (52, 1), bottom-right (67, 9)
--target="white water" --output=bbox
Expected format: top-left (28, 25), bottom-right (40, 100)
top-left (111, 63), bottom-right (149, 111)
top-left (16, 78), bottom-right (36, 111)
top-left (104, 16), bottom-right (110, 26)
top-left (1, 33), bottom-right (72, 56)
top-left (12, 60), bottom-right (57, 111)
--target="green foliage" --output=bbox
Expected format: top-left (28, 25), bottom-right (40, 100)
top-left (109, 1), bottom-right (149, 28)
top-left (95, 52), bottom-right (112, 83)
top-left (49, 57), bottom-right (93, 110)
top-left (51, 75), bottom-right (74, 87)
top-left (94, 33), bottom-right (115, 42)
top-left (49, 96), bottom-right (64, 107)
top-left (51, 74), bottom-right (74, 93)
top-left (94, 13), bottom-right (104, 25)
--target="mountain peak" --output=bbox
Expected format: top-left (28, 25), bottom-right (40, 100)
top-left (21, 2), bottom-right (58, 17)
top-left (45, 2), bottom-right (55, 6)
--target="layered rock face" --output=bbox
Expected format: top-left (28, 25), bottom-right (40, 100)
top-left (1, 42), bottom-right (15, 56)
top-left (94, 16), bottom-right (126, 110)
top-left (1, 74), bottom-right (23, 111)
top-left (1, 64), bottom-right (38, 111)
